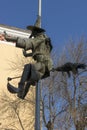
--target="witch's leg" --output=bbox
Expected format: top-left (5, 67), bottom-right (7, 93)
top-left (17, 64), bottom-right (31, 99)
top-left (18, 62), bottom-right (45, 99)
top-left (20, 81), bottom-right (36, 99)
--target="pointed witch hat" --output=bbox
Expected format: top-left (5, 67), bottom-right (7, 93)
top-left (26, 16), bottom-right (45, 33)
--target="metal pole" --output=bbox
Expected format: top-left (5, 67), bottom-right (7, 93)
top-left (38, 0), bottom-right (41, 27)
top-left (38, 0), bottom-right (41, 16)
top-left (35, 81), bottom-right (41, 130)
top-left (35, 0), bottom-right (42, 130)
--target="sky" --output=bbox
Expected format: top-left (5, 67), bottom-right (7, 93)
top-left (0, 0), bottom-right (87, 52)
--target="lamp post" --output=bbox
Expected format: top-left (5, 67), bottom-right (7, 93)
top-left (35, 0), bottom-right (42, 130)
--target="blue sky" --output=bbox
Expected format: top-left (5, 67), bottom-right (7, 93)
top-left (0, 0), bottom-right (87, 52)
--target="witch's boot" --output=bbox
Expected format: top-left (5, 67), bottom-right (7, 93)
top-left (7, 82), bottom-right (19, 93)
top-left (20, 82), bottom-right (31, 99)
top-left (17, 64), bottom-right (31, 99)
